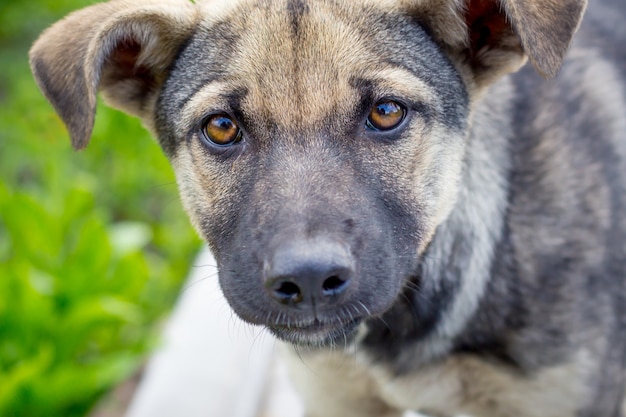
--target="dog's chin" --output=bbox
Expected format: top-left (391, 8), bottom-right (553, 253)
top-left (267, 318), bottom-right (363, 348)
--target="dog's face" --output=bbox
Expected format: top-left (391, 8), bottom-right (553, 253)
top-left (159, 1), bottom-right (469, 345)
top-left (30, 0), bottom-right (586, 346)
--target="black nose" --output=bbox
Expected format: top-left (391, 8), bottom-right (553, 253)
top-left (264, 237), bottom-right (354, 309)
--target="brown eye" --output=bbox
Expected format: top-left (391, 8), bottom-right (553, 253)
top-left (366, 100), bottom-right (406, 131)
top-left (202, 114), bottom-right (242, 146)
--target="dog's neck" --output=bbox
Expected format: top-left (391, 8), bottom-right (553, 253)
top-left (361, 77), bottom-right (516, 371)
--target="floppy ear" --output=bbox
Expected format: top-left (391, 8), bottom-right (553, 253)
top-left (411, 0), bottom-right (587, 85)
top-left (499, 0), bottom-right (587, 77)
top-left (29, 0), bottom-right (198, 150)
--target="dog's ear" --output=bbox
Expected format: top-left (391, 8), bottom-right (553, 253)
top-left (29, 0), bottom-right (198, 150)
top-left (497, 0), bottom-right (587, 77)
top-left (412, 0), bottom-right (587, 85)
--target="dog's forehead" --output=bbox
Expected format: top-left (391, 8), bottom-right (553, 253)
top-left (184, 0), bottom-right (422, 129)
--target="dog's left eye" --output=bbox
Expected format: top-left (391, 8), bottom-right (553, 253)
top-left (366, 100), bottom-right (406, 131)
top-left (202, 114), bottom-right (242, 146)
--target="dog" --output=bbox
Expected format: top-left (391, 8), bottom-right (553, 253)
top-left (30, 0), bottom-right (626, 415)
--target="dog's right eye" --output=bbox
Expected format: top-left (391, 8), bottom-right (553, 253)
top-left (201, 114), bottom-right (242, 146)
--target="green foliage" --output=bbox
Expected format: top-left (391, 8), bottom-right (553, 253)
top-left (0, 0), bottom-right (202, 415)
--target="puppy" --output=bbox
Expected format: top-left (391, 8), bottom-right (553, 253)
top-left (30, 0), bottom-right (626, 415)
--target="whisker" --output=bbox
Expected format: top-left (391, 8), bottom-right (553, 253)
top-left (181, 272), bottom-right (219, 292)
top-left (357, 301), bottom-right (372, 317)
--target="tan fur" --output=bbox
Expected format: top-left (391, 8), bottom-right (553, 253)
top-left (282, 345), bottom-right (404, 417)
top-left (227, 1), bottom-right (362, 130)
top-left (286, 345), bottom-right (594, 417)
top-left (373, 351), bottom-right (594, 417)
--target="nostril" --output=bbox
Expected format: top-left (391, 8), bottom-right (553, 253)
top-left (272, 280), bottom-right (303, 304)
top-left (322, 275), bottom-right (350, 295)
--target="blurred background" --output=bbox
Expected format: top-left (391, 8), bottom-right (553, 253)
top-left (0, 1), bottom-right (203, 415)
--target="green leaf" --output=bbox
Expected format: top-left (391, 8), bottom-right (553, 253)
top-left (2, 192), bottom-right (61, 269)
top-left (0, 345), bottom-right (53, 413)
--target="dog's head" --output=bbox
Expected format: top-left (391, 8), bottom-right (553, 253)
top-left (31, 0), bottom-right (586, 346)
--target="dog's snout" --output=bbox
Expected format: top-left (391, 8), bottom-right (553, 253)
top-left (264, 238), bottom-right (354, 309)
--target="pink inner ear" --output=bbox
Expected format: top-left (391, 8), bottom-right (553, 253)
top-left (113, 39), bottom-right (141, 68)
top-left (102, 37), bottom-right (155, 93)
top-left (108, 39), bottom-right (148, 77)
top-left (465, 0), bottom-right (510, 56)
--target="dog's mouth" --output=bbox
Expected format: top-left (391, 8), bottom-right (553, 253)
top-left (267, 317), bottom-right (363, 347)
